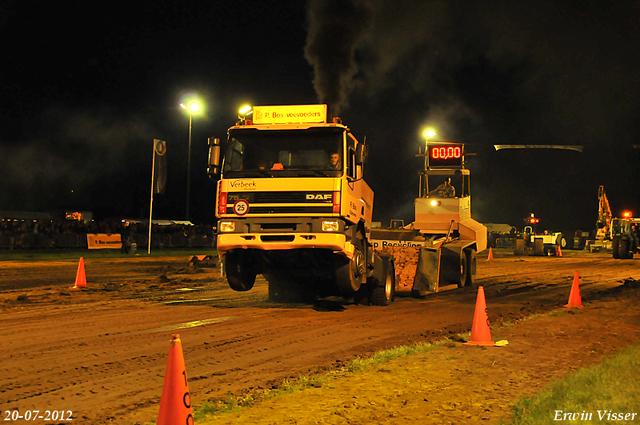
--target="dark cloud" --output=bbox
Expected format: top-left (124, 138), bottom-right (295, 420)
top-left (305, 0), bottom-right (372, 115)
top-left (0, 106), bottom-right (155, 212)
top-left (348, 1), bottom-right (640, 145)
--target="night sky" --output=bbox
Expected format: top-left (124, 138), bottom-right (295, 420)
top-left (2, 0), bottom-right (640, 234)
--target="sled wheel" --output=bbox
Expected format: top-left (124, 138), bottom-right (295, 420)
top-left (465, 249), bottom-right (477, 287)
top-left (371, 260), bottom-right (395, 306)
top-left (456, 250), bottom-right (469, 289)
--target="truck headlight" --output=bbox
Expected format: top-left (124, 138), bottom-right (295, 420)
top-left (430, 200), bottom-right (441, 207)
top-left (322, 220), bottom-right (339, 232)
top-left (219, 221), bottom-right (235, 232)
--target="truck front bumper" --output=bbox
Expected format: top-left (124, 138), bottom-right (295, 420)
top-left (217, 233), bottom-right (353, 258)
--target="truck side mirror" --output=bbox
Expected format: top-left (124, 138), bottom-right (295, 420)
top-left (207, 137), bottom-right (221, 177)
top-left (355, 143), bottom-right (367, 166)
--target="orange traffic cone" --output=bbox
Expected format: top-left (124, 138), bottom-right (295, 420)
top-left (70, 257), bottom-right (87, 289)
top-left (557, 245), bottom-right (563, 257)
top-left (464, 286), bottom-right (495, 347)
top-left (564, 271), bottom-right (583, 308)
top-left (157, 334), bottom-right (194, 425)
top-left (488, 247), bottom-right (494, 260)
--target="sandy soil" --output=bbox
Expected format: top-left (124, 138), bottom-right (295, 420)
top-left (0, 249), bottom-right (638, 424)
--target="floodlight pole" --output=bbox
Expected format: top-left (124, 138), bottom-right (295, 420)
top-left (186, 114), bottom-right (192, 221)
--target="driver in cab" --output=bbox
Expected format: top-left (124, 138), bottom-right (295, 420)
top-left (428, 178), bottom-right (455, 198)
top-left (329, 152), bottom-right (341, 170)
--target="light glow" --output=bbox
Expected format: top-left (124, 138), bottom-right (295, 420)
top-left (322, 220), bottom-right (339, 232)
top-left (219, 221), bottom-right (235, 232)
top-left (239, 105), bottom-right (252, 115)
top-left (179, 95), bottom-right (205, 116)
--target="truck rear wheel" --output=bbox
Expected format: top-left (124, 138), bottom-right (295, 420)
top-left (370, 259), bottom-right (395, 306)
top-left (225, 251), bottom-right (257, 291)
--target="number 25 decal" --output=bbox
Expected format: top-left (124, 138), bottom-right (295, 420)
top-left (233, 199), bottom-right (249, 216)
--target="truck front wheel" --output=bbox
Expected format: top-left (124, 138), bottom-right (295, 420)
top-left (335, 254), bottom-right (363, 294)
top-left (225, 251), bottom-right (257, 291)
top-left (335, 233), bottom-right (365, 294)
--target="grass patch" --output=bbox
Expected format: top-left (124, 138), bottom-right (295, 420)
top-left (347, 339), bottom-right (449, 373)
top-left (501, 344), bottom-right (640, 424)
top-left (194, 338), bottom-right (449, 421)
top-left (0, 249), bottom-right (217, 261)
top-left (547, 309), bottom-right (569, 317)
top-left (194, 375), bottom-right (330, 419)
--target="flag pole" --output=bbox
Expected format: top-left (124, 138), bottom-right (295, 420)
top-left (148, 140), bottom-right (158, 255)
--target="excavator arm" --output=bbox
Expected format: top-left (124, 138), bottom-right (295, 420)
top-left (596, 185), bottom-right (612, 240)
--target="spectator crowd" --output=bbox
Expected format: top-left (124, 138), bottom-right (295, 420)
top-left (0, 219), bottom-right (216, 250)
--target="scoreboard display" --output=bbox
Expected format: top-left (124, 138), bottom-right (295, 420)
top-left (428, 144), bottom-right (464, 168)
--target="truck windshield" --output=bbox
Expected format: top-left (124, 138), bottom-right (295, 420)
top-left (223, 127), bottom-right (344, 178)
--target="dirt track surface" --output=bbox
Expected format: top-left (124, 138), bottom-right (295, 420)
top-left (1, 249), bottom-right (639, 424)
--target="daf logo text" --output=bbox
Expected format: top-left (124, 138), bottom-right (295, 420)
top-left (306, 193), bottom-right (332, 201)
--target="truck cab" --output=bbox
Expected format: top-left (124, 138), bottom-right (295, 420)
top-left (208, 105), bottom-right (394, 304)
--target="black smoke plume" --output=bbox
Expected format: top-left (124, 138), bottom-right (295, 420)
top-left (304, 0), bottom-right (372, 116)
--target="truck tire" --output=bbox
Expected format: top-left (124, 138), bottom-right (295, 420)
top-left (612, 237), bottom-right (620, 259)
top-left (533, 239), bottom-right (545, 256)
top-left (370, 259), bottom-right (395, 306)
top-left (465, 249), bottom-right (477, 287)
top-left (619, 239), bottom-right (630, 259)
top-left (225, 251), bottom-right (257, 291)
top-left (456, 250), bottom-right (469, 289)
top-left (335, 232), bottom-right (365, 294)
top-left (559, 234), bottom-right (570, 249)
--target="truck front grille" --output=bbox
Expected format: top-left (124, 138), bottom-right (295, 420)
top-left (227, 191), bottom-right (333, 204)
top-left (225, 206), bottom-right (333, 215)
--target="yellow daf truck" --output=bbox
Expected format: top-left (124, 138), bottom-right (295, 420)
top-left (208, 104), bottom-right (395, 305)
